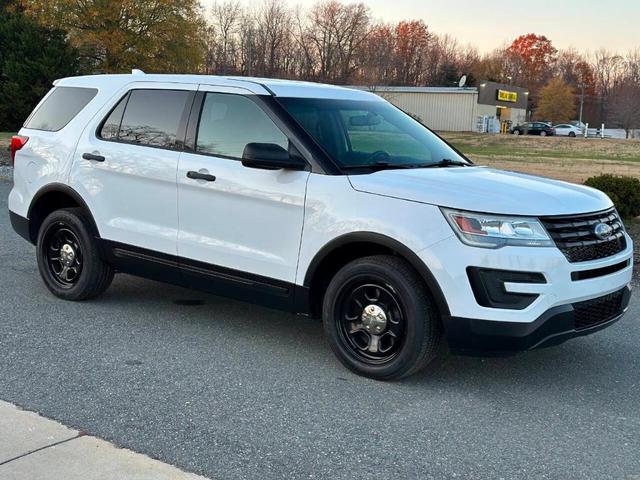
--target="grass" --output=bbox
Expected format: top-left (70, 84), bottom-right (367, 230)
top-left (438, 132), bottom-right (640, 184)
top-left (441, 132), bottom-right (640, 163)
top-left (0, 132), bottom-right (14, 143)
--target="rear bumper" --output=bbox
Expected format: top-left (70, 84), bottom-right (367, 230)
top-left (446, 285), bottom-right (632, 355)
top-left (9, 210), bottom-right (31, 243)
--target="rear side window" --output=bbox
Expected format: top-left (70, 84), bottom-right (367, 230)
top-left (116, 89), bottom-right (192, 149)
top-left (196, 93), bottom-right (288, 159)
top-left (25, 87), bottom-right (97, 132)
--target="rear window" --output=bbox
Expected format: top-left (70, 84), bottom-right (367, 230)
top-left (25, 86), bottom-right (97, 132)
top-left (115, 89), bottom-right (192, 149)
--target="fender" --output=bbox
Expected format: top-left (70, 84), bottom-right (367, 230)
top-left (303, 231), bottom-right (451, 319)
top-left (27, 182), bottom-right (101, 242)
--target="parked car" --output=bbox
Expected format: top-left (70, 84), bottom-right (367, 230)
top-left (9, 73), bottom-right (633, 380)
top-left (511, 122), bottom-right (555, 136)
top-left (554, 124), bottom-right (583, 137)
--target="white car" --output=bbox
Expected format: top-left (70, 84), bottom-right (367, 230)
top-left (8, 73), bottom-right (633, 380)
top-left (554, 124), bottom-right (583, 137)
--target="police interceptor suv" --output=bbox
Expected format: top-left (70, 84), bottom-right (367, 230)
top-left (8, 72), bottom-right (633, 380)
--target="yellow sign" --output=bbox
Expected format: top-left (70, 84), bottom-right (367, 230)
top-left (497, 90), bottom-right (518, 103)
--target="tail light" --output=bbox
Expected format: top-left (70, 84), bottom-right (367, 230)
top-left (10, 135), bottom-right (29, 166)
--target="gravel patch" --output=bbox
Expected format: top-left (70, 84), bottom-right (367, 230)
top-left (0, 165), bottom-right (12, 181)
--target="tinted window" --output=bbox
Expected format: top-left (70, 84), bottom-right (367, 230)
top-left (196, 93), bottom-right (288, 158)
top-left (340, 110), bottom-right (429, 162)
top-left (279, 97), bottom-right (467, 169)
top-left (25, 87), bottom-right (97, 132)
top-left (100, 94), bottom-right (128, 140)
top-left (118, 90), bottom-right (191, 148)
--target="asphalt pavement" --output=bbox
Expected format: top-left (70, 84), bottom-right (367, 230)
top-left (1, 179), bottom-right (639, 479)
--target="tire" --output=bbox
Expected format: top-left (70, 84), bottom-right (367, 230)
top-left (569, 132), bottom-right (576, 137)
top-left (322, 255), bottom-right (442, 381)
top-left (513, 129), bottom-right (520, 135)
top-left (36, 208), bottom-right (114, 301)
top-left (540, 131), bottom-right (547, 137)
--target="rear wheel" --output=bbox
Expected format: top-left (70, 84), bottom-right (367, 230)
top-left (569, 131), bottom-right (576, 137)
top-left (540, 130), bottom-right (547, 137)
top-left (37, 208), bottom-right (114, 301)
top-left (322, 255), bottom-right (442, 380)
top-left (513, 129), bottom-right (520, 135)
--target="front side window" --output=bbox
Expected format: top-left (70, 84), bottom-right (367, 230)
top-left (277, 97), bottom-right (469, 170)
top-left (25, 86), bottom-right (97, 132)
top-left (196, 93), bottom-right (288, 159)
top-left (116, 89), bottom-right (192, 149)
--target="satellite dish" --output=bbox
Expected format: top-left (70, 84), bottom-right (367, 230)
top-left (458, 75), bottom-right (467, 88)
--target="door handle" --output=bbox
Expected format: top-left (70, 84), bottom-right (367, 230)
top-left (187, 171), bottom-right (216, 182)
top-left (82, 153), bottom-right (105, 162)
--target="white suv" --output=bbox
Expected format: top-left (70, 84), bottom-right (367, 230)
top-left (8, 73), bottom-right (633, 380)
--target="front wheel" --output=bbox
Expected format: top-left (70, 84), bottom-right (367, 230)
top-left (569, 131), bottom-right (576, 137)
top-left (322, 255), bottom-right (442, 380)
top-left (540, 131), bottom-right (547, 137)
top-left (513, 129), bottom-right (521, 135)
top-left (37, 208), bottom-right (114, 301)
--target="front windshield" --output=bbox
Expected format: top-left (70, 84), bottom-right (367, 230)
top-left (277, 97), bottom-right (470, 170)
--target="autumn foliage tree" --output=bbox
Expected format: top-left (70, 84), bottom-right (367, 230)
top-left (19, 0), bottom-right (206, 73)
top-left (535, 78), bottom-right (576, 123)
top-left (505, 33), bottom-right (557, 109)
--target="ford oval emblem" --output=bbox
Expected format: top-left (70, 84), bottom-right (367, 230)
top-left (593, 223), bottom-right (613, 240)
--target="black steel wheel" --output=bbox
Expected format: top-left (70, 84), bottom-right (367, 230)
top-left (323, 255), bottom-right (442, 380)
top-left (43, 225), bottom-right (84, 288)
top-left (337, 280), bottom-right (406, 364)
top-left (37, 208), bottom-right (114, 301)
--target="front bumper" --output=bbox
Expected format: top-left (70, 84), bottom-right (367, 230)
top-left (446, 285), bottom-right (631, 354)
top-left (418, 232), bottom-right (634, 353)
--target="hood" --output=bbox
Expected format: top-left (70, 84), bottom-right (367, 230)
top-left (348, 166), bottom-right (612, 216)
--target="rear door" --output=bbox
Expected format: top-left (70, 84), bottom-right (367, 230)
top-left (176, 86), bottom-right (310, 307)
top-left (71, 83), bottom-right (196, 257)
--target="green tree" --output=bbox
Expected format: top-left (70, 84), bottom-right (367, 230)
top-left (0, 3), bottom-right (79, 130)
top-left (20, 0), bottom-right (206, 74)
top-left (535, 78), bottom-right (576, 123)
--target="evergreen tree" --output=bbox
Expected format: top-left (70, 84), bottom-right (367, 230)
top-left (0, 2), bottom-right (79, 130)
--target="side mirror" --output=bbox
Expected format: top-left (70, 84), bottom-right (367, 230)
top-left (241, 143), bottom-right (306, 171)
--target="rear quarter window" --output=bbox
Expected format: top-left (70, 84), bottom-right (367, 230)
top-left (24, 86), bottom-right (97, 132)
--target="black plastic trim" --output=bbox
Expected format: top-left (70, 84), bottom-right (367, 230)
top-left (99, 240), bottom-right (299, 312)
top-left (9, 211), bottom-right (31, 242)
top-left (571, 260), bottom-right (629, 281)
top-left (467, 267), bottom-right (546, 310)
top-left (446, 285), bottom-right (631, 355)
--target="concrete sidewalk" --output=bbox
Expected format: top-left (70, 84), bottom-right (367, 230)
top-left (0, 401), bottom-right (209, 479)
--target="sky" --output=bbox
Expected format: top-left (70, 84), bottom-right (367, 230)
top-left (202, 0), bottom-right (640, 54)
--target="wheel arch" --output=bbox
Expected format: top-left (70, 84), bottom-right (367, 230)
top-left (26, 183), bottom-right (100, 244)
top-left (302, 232), bottom-right (450, 320)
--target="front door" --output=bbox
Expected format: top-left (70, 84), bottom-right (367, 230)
top-left (176, 86), bottom-right (310, 307)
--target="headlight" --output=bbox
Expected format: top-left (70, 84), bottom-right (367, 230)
top-left (441, 208), bottom-right (554, 248)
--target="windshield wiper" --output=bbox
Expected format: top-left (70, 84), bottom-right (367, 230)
top-left (422, 158), bottom-right (469, 168)
top-left (342, 161), bottom-right (432, 171)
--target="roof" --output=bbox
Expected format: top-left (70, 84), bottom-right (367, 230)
top-left (54, 72), bottom-right (383, 101)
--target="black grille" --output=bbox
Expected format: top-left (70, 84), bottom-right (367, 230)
top-left (573, 289), bottom-right (625, 330)
top-left (541, 208), bottom-right (626, 263)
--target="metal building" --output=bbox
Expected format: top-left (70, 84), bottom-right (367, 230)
top-left (359, 82), bottom-right (528, 132)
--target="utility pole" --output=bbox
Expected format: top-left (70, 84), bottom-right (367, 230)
top-left (578, 83), bottom-right (586, 125)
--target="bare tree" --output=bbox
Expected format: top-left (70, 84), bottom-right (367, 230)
top-left (609, 82), bottom-right (640, 138)
top-left (207, 1), bottom-right (242, 74)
